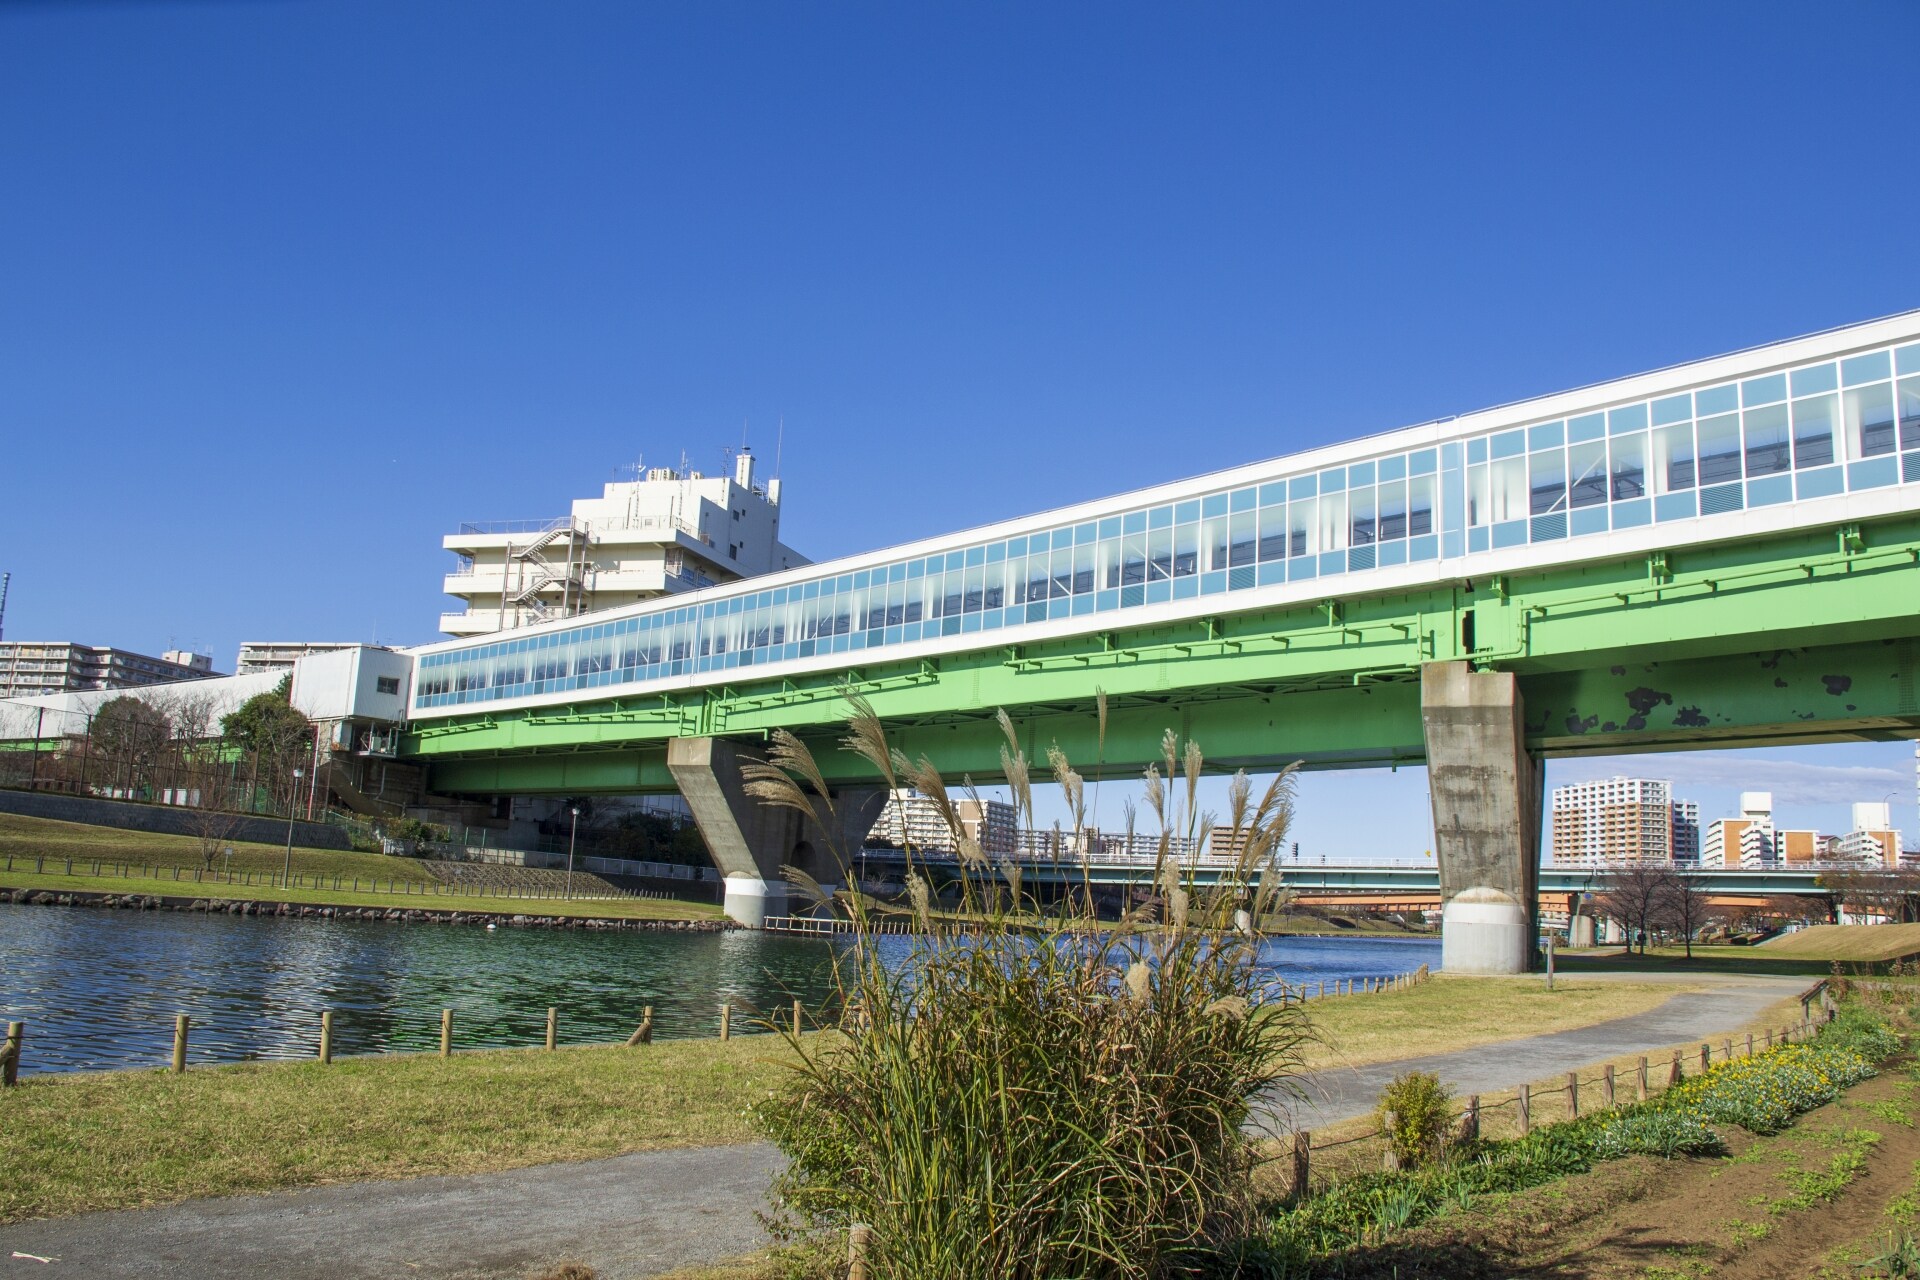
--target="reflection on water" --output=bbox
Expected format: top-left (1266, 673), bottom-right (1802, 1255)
top-left (0, 904), bottom-right (1437, 1075)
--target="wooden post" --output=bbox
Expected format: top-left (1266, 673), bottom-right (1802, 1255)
top-left (3, 1021), bottom-right (22, 1086)
top-left (1381, 1110), bottom-right (1400, 1171)
top-left (792, 998), bottom-right (803, 1037)
top-left (625, 1006), bottom-right (655, 1046)
top-left (546, 1007), bottom-right (558, 1052)
top-left (319, 1010), bottom-right (333, 1065)
top-left (440, 1009), bottom-right (453, 1058)
top-left (1765, 1028), bottom-right (1773, 1049)
top-left (1545, 932), bottom-right (1555, 990)
top-left (1746, 1033), bottom-right (1754, 1057)
top-left (719, 1002), bottom-right (731, 1041)
top-left (1722, 1038), bottom-right (1733, 1063)
top-left (1517, 1083), bottom-right (1531, 1135)
top-left (1699, 1042), bottom-right (1711, 1073)
top-left (1601, 1064), bottom-right (1615, 1110)
top-left (172, 1015), bottom-right (190, 1073)
top-left (848, 1222), bottom-right (872, 1280)
top-left (1669, 1050), bottom-right (1683, 1087)
top-left (1566, 1071), bottom-right (1579, 1119)
top-left (1461, 1095), bottom-right (1480, 1144)
top-left (1292, 1130), bottom-right (1311, 1199)
top-left (1636, 1056), bottom-right (1649, 1102)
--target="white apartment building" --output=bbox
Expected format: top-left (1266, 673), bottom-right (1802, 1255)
top-left (1833, 801), bottom-right (1902, 867)
top-left (440, 450), bottom-right (808, 637)
top-left (1701, 792), bottom-right (1779, 868)
top-left (0, 642), bottom-right (216, 699)
top-left (874, 790), bottom-right (1019, 857)
top-left (1550, 776), bottom-right (1699, 864)
top-left (235, 642), bottom-right (370, 676)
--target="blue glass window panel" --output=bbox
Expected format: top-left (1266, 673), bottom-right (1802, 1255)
top-left (1174, 500), bottom-right (1200, 523)
top-left (1121, 583), bottom-right (1146, 607)
top-left (1201, 494), bottom-right (1228, 517)
top-left (1121, 511), bottom-right (1145, 535)
top-left (981, 611), bottom-right (1002, 632)
top-left (1258, 560), bottom-right (1287, 585)
top-left (1200, 570), bottom-right (1227, 594)
top-left (1345, 546), bottom-right (1374, 572)
top-left (1046, 597), bottom-right (1070, 620)
top-left (1073, 523), bottom-right (1097, 545)
top-left (1848, 457), bottom-right (1898, 490)
top-left (1467, 437), bottom-right (1488, 464)
top-left (1650, 396), bottom-right (1691, 427)
top-left (1320, 466), bottom-right (1346, 491)
top-left (1027, 602), bottom-right (1047, 623)
top-left (1843, 352), bottom-right (1891, 386)
top-left (1570, 506), bottom-right (1609, 537)
top-left (1530, 513), bottom-right (1567, 541)
top-left (1467, 527), bottom-right (1488, 553)
top-left (1746, 474), bottom-right (1792, 507)
top-left (1791, 363), bottom-right (1838, 397)
top-left (1229, 487), bottom-right (1255, 512)
top-left (1699, 482), bottom-right (1743, 515)
top-left (1795, 465), bottom-right (1843, 500)
top-left (1319, 550), bottom-right (1347, 574)
top-left (1149, 506), bottom-right (1172, 529)
top-left (1378, 455), bottom-right (1406, 482)
top-left (1288, 475), bottom-right (1316, 499)
top-left (853, 570), bottom-right (870, 590)
top-left (837, 574), bottom-right (854, 593)
top-left (1053, 530), bottom-right (1075, 551)
top-left (1695, 384), bottom-right (1738, 416)
top-left (1567, 412), bottom-right (1605, 443)
top-left (1097, 517), bottom-right (1120, 539)
top-left (1146, 580), bottom-right (1172, 604)
top-left (1528, 421), bottom-right (1564, 450)
top-left (1288, 558), bottom-right (1317, 581)
top-left (1259, 481), bottom-right (1287, 506)
top-left (1005, 537), bottom-right (1026, 557)
top-left (1492, 520), bottom-right (1527, 549)
top-left (1096, 589), bottom-right (1118, 612)
top-left (883, 625), bottom-right (901, 646)
top-left (1348, 460), bottom-right (1375, 487)
top-left (1411, 448), bottom-right (1438, 475)
top-left (1491, 431), bottom-right (1524, 459)
top-left (1377, 540), bottom-right (1407, 567)
top-left (1898, 344), bottom-right (1920, 375)
top-left (1741, 373), bottom-right (1787, 406)
top-left (1905, 453), bottom-right (1920, 484)
top-left (966, 545), bottom-right (985, 565)
top-left (986, 542), bottom-right (1005, 563)
top-left (1173, 575), bottom-right (1199, 599)
top-left (1229, 564), bottom-right (1258, 589)
top-left (1608, 404), bottom-right (1649, 435)
top-left (1440, 442), bottom-right (1460, 469)
top-left (1070, 596), bottom-right (1096, 617)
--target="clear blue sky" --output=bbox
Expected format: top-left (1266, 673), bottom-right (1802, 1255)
top-left (2, 2), bottom-right (1916, 850)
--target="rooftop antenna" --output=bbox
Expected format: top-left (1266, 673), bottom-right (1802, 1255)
top-left (774, 415), bottom-right (784, 479)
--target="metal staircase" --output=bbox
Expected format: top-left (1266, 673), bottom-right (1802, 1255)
top-left (504, 523), bottom-right (590, 624)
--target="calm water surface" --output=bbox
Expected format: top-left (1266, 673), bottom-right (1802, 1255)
top-left (0, 904), bottom-right (1438, 1075)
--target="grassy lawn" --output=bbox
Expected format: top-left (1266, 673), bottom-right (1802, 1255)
top-left (0, 1036), bottom-right (800, 1223)
top-left (1297, 975), bottom-right (1690, 1070)
top-left (1759, 922), bottom-right (1920, 962)
top-left (0, 868), bottom-right (723, 920)
top-left (1558, 944), bottom-right (1840, 978)
top-left (0, 811), bottom-right (437, 882)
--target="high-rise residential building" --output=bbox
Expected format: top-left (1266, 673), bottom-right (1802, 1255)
top-left (235, 642), bottom-right (371, 676)
top-left (874, 790), bottom-right (1018, 857)
top-left (1702, 792), bottom-right (1779, 868)
top-left (1550, 777), bottom-right (1698, 864)
top-left (1833, 801), bottom-right (1903, 867)
top-left (440, 450), bottom-right (809, 637)
top-left (0, 642), bottom-right (217, 699)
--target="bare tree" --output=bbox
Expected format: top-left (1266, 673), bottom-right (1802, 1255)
top-left (1596, 863), bottom-right (1678, 954)
top-left (1658, 871), bottom-right (1712, 960)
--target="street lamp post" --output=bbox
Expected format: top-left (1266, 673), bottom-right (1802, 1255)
top-left (566, 806), bottom-right (580, 898)
top-left (284, 767), bottom-right (304, 888)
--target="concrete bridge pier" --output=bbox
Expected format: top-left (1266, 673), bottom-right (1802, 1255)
top-left (666, 736), bottom-right (885, 928)
top-left (1422, 661), bottom-right (1543, 974)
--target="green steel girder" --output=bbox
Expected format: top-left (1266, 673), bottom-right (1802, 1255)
top-left (410, 515), bottom-right (1920, 796)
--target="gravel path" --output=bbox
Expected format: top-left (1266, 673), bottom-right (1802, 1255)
top-left (1, 973), bottom-right (1806, 1279)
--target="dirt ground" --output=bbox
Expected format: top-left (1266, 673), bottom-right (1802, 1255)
top-left (1328, 1062), bottom-right (1920, 1279)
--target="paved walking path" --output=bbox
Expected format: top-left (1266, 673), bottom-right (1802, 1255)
top-left (0, 973), bottom-right (1806, 1280)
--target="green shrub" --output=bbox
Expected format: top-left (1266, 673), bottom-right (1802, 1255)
top-left (1375, 1071), bottom-right (1453, 1168)
top-left (749, 701), bottom-right (1313, 1279)
top-left (1592, 1108), bottom-right (1725, 1159)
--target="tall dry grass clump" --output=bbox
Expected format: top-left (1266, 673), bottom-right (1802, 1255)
top-left (745, 694), bottom-right (1309, 1278)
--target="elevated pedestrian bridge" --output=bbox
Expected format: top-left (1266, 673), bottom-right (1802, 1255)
top-left (402, 312), bottom-right (1920, 960)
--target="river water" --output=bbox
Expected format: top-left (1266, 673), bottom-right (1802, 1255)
top-left (0, 904), bottom-right (1439, 1075)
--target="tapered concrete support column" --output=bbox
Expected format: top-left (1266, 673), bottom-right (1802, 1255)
top-left (1422, 661), bottom-right (1542, 974)
top-left (666, 736), bottom-right (885, 928)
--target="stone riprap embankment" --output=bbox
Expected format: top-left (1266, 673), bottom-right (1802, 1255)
top-left (1, 887), bottom-right (731, 931)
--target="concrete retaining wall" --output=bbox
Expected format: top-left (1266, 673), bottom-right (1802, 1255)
top-left (0, 787), bottom-right (351, 851)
